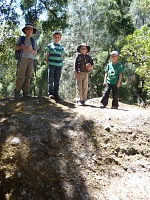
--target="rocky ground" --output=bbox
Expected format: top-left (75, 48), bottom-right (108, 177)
top-left (0, 97), bottom-right (150, 200)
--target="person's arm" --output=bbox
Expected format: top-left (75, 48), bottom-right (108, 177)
top-left (117, 73), bottom-right (122, 87)
top-left (15, 44), bottom-right (37, 55)
top-left (46, 51), bottom-right (49, 64)
top-left (24, 46), bottom-right (37, 55)
top-left (15, 44), bottom-right (24, 51)
top-left (74, 57), bottom-right (78, 79)
top-left (103, 72), bottom-right (108, 87)
top-left (29, 48), bottom-right (37, 55)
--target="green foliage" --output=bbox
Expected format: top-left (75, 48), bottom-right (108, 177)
top-left (0, 23), bottom-right (20, 97)
top-left (20, 0), bottom-right (68, 31)
top-left (130, 0), bottom-right (150, 27)
top-left (0, 0), bottom-right (19, 26)
top-left (61, 0), bottom-right (135, 99)
top-left (121, 25), bottom-right (150, 100)
top-left (0, 0), bottom-right (143, 103)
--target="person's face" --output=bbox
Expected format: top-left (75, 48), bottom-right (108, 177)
top-left (110, 54), bottom-right (118, 64)
top-left (80, 46), bottom-right (87, 55)
top-left (53, 34), bottom-right (61, 44)
top-left (25, 27), bottom-right (33, 37)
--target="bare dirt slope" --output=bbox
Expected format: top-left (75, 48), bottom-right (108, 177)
top-left (0, 97), bottom-right (150, 200)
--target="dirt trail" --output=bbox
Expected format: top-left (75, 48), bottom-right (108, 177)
top-left (0, 97), bottom-right (150, 200)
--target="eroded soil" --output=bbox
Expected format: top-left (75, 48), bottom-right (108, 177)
top-left (0, 97), bottom-right (150, 200)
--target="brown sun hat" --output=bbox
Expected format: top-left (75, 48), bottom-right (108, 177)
top-left (22, 23), bottom-right (36, 34)
top-left (77, 43), bottom-right (90, 53)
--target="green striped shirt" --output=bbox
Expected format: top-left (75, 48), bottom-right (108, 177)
top-left (45, 42), bottom-right (64, 67)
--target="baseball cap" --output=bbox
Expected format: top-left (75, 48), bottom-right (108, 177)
top-left (110, 51), bottom-right (119, 56)
top-left (52, 30), bottom-right (62, 36)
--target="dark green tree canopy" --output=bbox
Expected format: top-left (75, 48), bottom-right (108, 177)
top-left (20, 0), bottom-right (68, 31)
top-left (0, 0), bottom-right (19, 28)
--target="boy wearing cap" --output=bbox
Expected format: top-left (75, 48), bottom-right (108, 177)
top-left (100, 51), bottom-right (123, 109)
top-left (74, 44), bottom-right (94, 106)
top-left (45, 31), bottom-right (65, 100)
top-left (14, 23), bottom-right (38, 99)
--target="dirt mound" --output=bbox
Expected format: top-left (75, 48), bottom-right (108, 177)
top-left (0, 97), bottom-right (150, 200)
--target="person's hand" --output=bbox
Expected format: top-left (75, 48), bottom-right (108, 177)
top-left (75, 71), bottom-right (78, 79)
top-left (20, 44), bottom-right (25, 50)
top-left (25, 46), bottom-right (32, 52)
top-left (86, 63), bottom-right (93, 71)
top-left (117, 82), bottom-right (121, 88)
top-left (103, 82), bottom-right (106, 87)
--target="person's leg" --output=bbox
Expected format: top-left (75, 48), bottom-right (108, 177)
top-left (14, 58), bottom-right (28, 95)
top-left (22, 58), bottom-right (33, 96)
top-left (48, 66), bottom-right (55, 96)
top-left (53, 66), bottom-right (62, 97)
top-left (112, 84), bottom-right (118, 108)
top-left (82, 72), bottom-right (88, 102)
top-left (100, 83), bottom-right (111, 107)
top-left (76, 73), bottom-right (83, 103)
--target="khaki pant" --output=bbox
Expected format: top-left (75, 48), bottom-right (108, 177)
top-left (76, 72), bottom-right (88, 102)
top-left (15, 58), bottom-right (33, 93)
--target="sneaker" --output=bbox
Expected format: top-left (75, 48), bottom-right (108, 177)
top-left (14, 93), bottom-right (22, 99)
top-left (77, 101), bottom-right (83, 106)
top-left (100, 104), bottom-right (106, 108)
top-left (81, 101), bottom-right (85, 106)
top-left (111, 106), bottom-right (118, 109)
top-left (49, 95), bottom-right (55, 99)
top-left (23, 92), bottom-right (31, 98)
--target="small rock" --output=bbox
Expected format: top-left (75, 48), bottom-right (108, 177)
top-left (104, 125), bottom-right (111, 132)
top-left (11, 137), bottom-right (21, 145)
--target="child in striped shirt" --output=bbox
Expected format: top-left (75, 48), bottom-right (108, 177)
top-left (45, 31), bottom-right (65, 100)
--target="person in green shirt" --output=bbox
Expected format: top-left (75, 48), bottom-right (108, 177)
top-left (100, 51), bottom-right (123, 109)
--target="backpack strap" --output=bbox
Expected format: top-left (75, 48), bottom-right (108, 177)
top-left (19, 36), bottom-right (25, 45)
top-left (31, 37), bottom-right (35, 50)
top-left (19, 36), bottom-right (35, 49)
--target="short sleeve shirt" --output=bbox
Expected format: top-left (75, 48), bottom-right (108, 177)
top-left (105, 62), bottom-right (123, 85)
top-left (45, 42), bottom-right (65, 67)
top-left (16, 36), bottom-right (38, 59)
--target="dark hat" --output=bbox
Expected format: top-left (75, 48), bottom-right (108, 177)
top-left (77, 44), bottom-right (90, 53)
top-left (22, 23), bottom-right (36, 34)
top-left (52, 30), bottom-right (62, 36)
top-left (110, 51), bottom-right (119, 56)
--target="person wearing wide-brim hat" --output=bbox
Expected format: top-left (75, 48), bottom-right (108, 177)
top-left (77, 44), bottom-right (90, 53)
top-left (74, 43), bottom-right (94, 106)
top-left (22, 23), bottom-right (36, 34)
top-left (14, 23), bottom-right (38, 99)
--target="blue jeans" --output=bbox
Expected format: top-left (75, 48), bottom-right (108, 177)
top-left (48, 66), bottom-right (62, 96)
top-left (101, 83), bottom-right (118, 107)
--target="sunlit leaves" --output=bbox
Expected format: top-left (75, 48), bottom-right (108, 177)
top-left (122, 25), bottom-right (150, 93)
top-left (20, 0), bottom-right (68, 31)
top-left (0, 0), bottom-right (19, 27)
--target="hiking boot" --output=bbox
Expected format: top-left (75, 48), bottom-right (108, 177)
top-left (23, 92), bottom-right (31, 98)
top-left (14, 93), bottom-right (22, 99)
top-left (111, 106), bottom-right (118, 109)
